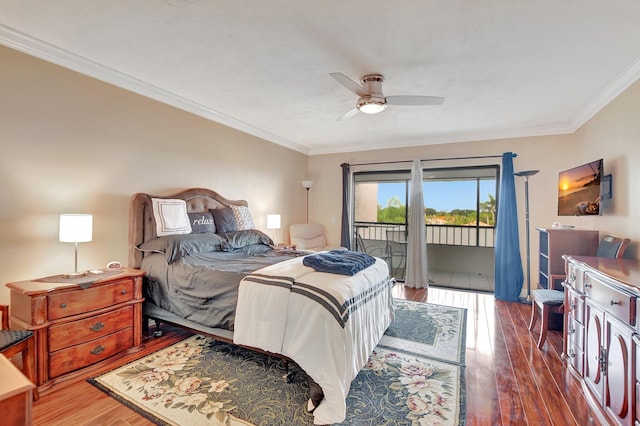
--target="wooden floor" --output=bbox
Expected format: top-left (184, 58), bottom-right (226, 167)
top-left (29, 286), bottom-right (600, 425)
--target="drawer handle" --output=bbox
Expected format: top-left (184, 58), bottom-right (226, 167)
top-left (568, 327), bottom-right (575, 335)
top-left (121, 289), bottom-right (127, 295)
top-left (90, 345), bottom-right (105, 355)
top-left (569, 301), bottom-right (575, 310)
top-left (584, 283), bottom-right (592, 288)
top-left (60, 303), bottom-right (67, 309)
top-left (610, 300), bottom-right (620, 306)
top-left (568, 349), bottom-right (575, 358)
top-left (89, 321), bottom-right (105, 332)
top-left (570, 272), bottom-right (576, 282)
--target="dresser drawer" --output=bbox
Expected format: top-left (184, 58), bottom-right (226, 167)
top-left (585, 273), bottom-right (635, 326)
top-left (567, 314), bottom-right (585, 351)
top-left (567, 289), bottom-right (584, 324)
top-left (566, 262), bottom-right (585, 293)
top-left (48, 306), bottom-right (133, 352)
top-left (567, 343), bottom-right (584, 376)
top-left (48, 279), bottom-right (134, 320)
top-left (49, 327), bottom-right (133, 378)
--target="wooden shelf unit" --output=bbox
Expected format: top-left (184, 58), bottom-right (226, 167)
top-left (536, 227), bottom-right (599, 290)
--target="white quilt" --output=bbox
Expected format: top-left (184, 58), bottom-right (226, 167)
top-left (233, 255), bottom-right (394, 425)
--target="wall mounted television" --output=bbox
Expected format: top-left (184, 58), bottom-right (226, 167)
top-left (558, 159), bottom-right (603, 216)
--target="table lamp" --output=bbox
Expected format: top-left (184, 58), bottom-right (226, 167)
top-left (59, 214), bottom-right (93, 278)
top-left (266, 214), bottom-right (281, 244)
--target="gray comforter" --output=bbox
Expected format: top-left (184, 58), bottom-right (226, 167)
top-left (141, 250), bottom-right (301, 330)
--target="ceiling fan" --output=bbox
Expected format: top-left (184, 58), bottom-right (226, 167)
top-left (330, 72), bottom-right (445, 120)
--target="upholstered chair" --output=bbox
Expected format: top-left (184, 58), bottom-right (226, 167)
top-left (0, 305), bottom-right (38, 400)
top-left (528, 235), bottom-right (631, 349)
top-left (289, 223), bottom-right (344, 252)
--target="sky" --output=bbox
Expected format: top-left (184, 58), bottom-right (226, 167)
top-left (377, 180), bottom-right (496, 212)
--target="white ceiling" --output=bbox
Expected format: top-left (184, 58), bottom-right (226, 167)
top-left (2, 1), bottom-right (640, 155)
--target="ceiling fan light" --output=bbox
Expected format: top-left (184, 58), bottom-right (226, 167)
top-left (357, 98), bottom-right (387, 114)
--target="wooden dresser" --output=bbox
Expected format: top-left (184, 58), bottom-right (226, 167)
top-left (562, 255), bottom-right (640, 426)
top-left (5, 268), bottom-right (144, 394)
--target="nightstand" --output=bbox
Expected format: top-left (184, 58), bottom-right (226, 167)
top-left (5, 268), bottom-right (145, 394)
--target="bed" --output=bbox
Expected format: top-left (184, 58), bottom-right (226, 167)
top-left (128, 188), bottom-right (395, 425)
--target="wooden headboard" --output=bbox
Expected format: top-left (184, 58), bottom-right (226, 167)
top-left (128, 188), bottom-right (248, 268)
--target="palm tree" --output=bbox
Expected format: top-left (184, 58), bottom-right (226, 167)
top-left (480, 194), bottom-right (497, 225)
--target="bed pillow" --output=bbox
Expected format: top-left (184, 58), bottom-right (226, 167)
top-left (137, 233), bottom-right (224, 264)
top-left (152, 198), bottom-right (192, 236)
top-left (236, 243), bottom-right (273, 255)
top-left (211, 207), bottom-right (237, 234)
top-left (231, 205), bottom-right (256, 230)
top-left (188, 211), bottom-right (216, 234)
top-left (219, 229), bottom-right (273, 251)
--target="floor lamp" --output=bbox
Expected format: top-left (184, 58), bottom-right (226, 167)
top-left (301, 180), bottom-right (313, 223)
top-left (514, 170), bottom-right (539, 304)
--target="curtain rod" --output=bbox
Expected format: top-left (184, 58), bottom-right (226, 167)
top-left (344, 153), bottom-right (516, 167)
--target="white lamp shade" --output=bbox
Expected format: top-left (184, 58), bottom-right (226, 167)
top-left (266, 214), bottom-right (281, 230)
top-left (59, 214), bottom-right (93, 243)
top-left (301, 180), bottom-right (313, 189)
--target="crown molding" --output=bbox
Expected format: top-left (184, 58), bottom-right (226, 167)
top-left (0, 24), bottom-right (310, 155)
top-left (307, 124), bottom-right (573, 155)
top-left (569, 56), bottom-right (640, 132)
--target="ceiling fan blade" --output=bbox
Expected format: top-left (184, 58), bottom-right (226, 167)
top-left (386, 95), bottom-right (445, 106)
top-left (330, 72), bottom-right (369, 97)
top-left (337, 107), bottom-right (360, 121)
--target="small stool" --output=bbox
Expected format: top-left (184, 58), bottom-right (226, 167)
top-left (528, 289), bottom-right (564, 349)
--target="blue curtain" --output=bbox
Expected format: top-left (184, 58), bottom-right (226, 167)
top-left (494, 152), bottom-right (524, 302)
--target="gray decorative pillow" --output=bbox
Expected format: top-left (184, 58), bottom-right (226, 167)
top-left (219, 229), bottom-right (273, 251)
top-left (188, 212), bottom-right (216, 234)
top-left (236, 243), bottom-right (273, 255)
top-left (137, 234), bottom-right (224, 264)
top-left (211, 207), bottom-right (237, 234)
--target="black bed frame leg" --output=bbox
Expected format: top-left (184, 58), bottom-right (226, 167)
top-left (142, 316), bottom-right (149, 336)
top-left (308, 379), bottom-right (324, 413)
top-left (281, 360), bottom-right (293, 382)
top-left (153, 319), bottom-right (163, 337)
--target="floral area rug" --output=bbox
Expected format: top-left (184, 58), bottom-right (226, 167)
top-left (89, 300), bottom-right (466, 425)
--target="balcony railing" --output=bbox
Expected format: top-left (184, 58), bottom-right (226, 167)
top-left (354, 221), bottom-right (495, 248)
top-left (354, 221), bottom-right (495, 281)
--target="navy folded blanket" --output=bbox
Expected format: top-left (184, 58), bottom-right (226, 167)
top-left (302, 249), bottom-right (376, 276)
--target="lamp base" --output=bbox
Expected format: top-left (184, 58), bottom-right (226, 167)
top-left (63, 271), bottom-right (88, 279)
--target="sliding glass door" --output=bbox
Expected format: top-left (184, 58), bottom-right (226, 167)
top-left (353, 165), bottom-right (499, 281)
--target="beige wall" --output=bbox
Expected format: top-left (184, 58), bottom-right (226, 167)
top-left (573, 79), bottom-right (640, 260)
top-left (0, 46), bottom-right (308, 304)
